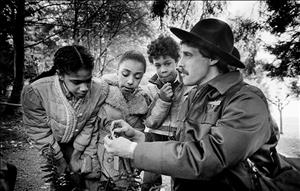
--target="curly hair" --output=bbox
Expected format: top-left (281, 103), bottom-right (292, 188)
top-left (147, 34), bottom-right (180, 64)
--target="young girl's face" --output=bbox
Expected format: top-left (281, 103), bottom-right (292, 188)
top-left (117, 59), bottom-right (145, 96)
top-left (61, 68), bottom-right (92, 98)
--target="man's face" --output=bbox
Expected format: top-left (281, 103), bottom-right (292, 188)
top-left (117, 59), bottom-right (145, 96)
top-left (153, 56), bottom-right (177, 83)
top-left (61, 68), bottom-right (92, 98)
top-left (178, 44), bottom-right (213, 86)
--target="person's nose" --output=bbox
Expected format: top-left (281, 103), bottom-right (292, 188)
top-left (127, 76), bottom-right (134, 85)
top-left (160, 65), bottom-right (168, 73)
top-left (79, 83), bottom-right (89, 92)
top-left (178, 57), bottom-right (185, 68)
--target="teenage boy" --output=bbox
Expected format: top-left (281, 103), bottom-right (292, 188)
top-left (142, 35), bottom-right (191, 190)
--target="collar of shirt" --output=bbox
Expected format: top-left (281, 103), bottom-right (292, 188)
top-left (60, 79), bottom-right (73, 100)
top-left (207, 71), bottom-right (243, 95)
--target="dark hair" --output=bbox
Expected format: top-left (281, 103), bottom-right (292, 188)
top-left (181, 40), bottom-right (230, 73)
top-left (31, 45), bottom-right (94, 82)
top-left (147, 34), bottom-right (180, 64)
top-left (227, 47), bottom-right (240, 72)
top-left (118, 50), bottom-right (147, 73)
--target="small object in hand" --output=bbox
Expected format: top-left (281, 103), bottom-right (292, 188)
top-left (113, 156), bottom-right (119, 170)
top-left (110, 124), bottom-right (120, 139)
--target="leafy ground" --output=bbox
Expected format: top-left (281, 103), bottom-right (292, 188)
top-left (0, 115), bottom-right (299, 191)
top-left (0, 115), bottom-right (49, 191)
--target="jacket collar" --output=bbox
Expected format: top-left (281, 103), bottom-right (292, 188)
top-left (102, 73), bottom-right (148, 116)
top-left (60, 78), bottom-right (73, 100)
top-left (149, 73), bottom-right (161, 87)
top-left (207, 71), bottom-right (243, 95)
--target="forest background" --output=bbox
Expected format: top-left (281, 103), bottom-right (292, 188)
top-left (1, 0), bottom-right (299, 137)
top-left (0, 1), bottom-right (299, 190)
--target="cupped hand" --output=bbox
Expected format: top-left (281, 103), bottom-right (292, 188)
top-left (159, 82), bottom-right (173, 102)
top-left (104, 136), bottom-right (136, 159)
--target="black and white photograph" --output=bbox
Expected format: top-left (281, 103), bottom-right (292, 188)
top-left (0, 1), bottom-right (299, 191)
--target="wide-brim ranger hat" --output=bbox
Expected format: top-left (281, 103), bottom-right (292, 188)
top-left (170, 18), bottom-right (245, 68)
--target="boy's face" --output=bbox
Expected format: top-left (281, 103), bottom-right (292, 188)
top-left (178, 44), bottom-right (216, 86)
top-left (153, 55), bottom-right (177, 83)
top-left (61, 68), bottom-right (92, 98)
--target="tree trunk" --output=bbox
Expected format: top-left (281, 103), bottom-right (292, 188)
top-left (279, 108), bottom-right (283, 134)
top-left (5, 0), bottom-right (25, 115)
top-left (73, 0), bottom-right (79, 44)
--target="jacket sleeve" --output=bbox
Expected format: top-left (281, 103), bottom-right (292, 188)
top-left (73, 111), bottom-right (99, 157)
top-left (144, 96), bottom-right (172, 129)
top-left (21, 85), bottom-right (63, 159)
top-left (132, 89), bottom-right (272, 180)
top-left (97, 105), bottom-right (112, 132)
top-left (73, 79), bottom-right (108, 157)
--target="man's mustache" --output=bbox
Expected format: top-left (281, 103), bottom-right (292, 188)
top-left (176, 66), bottom-right (189, 75)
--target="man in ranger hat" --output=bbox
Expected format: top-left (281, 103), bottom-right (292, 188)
top-left (103, 18), bottom-right (281, 191)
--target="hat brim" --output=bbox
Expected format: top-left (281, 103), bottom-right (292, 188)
top-left (170, 27), bottom-right (245, 69)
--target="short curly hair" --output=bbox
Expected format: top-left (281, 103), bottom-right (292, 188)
top-left (147, 34), bottom-right (180, 64)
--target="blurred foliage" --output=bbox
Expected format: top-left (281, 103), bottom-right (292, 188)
top-left (22, 0), bottom-right (154, 77)
top-left (1, 0), bottom-right (299, 105)
top-left (0, 1), bottom-right (14, 96)
top-left (150, 0), bottom-right (226, 29)
top-left (0, 38), bottom-right (14, 96)
top-left (230, 17), bottom-right (263, 77)
top-left (0, 0), bottom-right (155, 100)
top-left (262, 0), bottom-right (299, 78)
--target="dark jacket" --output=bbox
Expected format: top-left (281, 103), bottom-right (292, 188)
top-left (132, 71), bottom-right (279, 191)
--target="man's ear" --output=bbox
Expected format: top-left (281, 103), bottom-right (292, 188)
top-left (209, 59), bottom-right (219, 66)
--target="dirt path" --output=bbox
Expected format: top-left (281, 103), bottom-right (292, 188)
top-left (2, 144), bottom-right (47, 191)
top-left (0, 115), bottom-right (48, 191)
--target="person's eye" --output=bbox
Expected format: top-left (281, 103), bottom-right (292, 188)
top-left (183, 52), bottom-right (192, 57)
top-left (85, 78), bottom-right (92, 84)
top-left (122, 71), bottom-right (129, 77)
top-left (135, 74), bottom-right (143, 79)
top-left (165, 62), bottom-right (172, 66)
top-left (72, 81), bottom-right (81, 85)
top-left (155, 64), bottom-right (161, 68)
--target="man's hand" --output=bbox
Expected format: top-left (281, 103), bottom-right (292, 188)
top-left (104, 136), bottom-right (137, 159)
top-left (158, 82), bottom-right (173, 102)
top-left (111, 119), bottom-right (145, 143)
